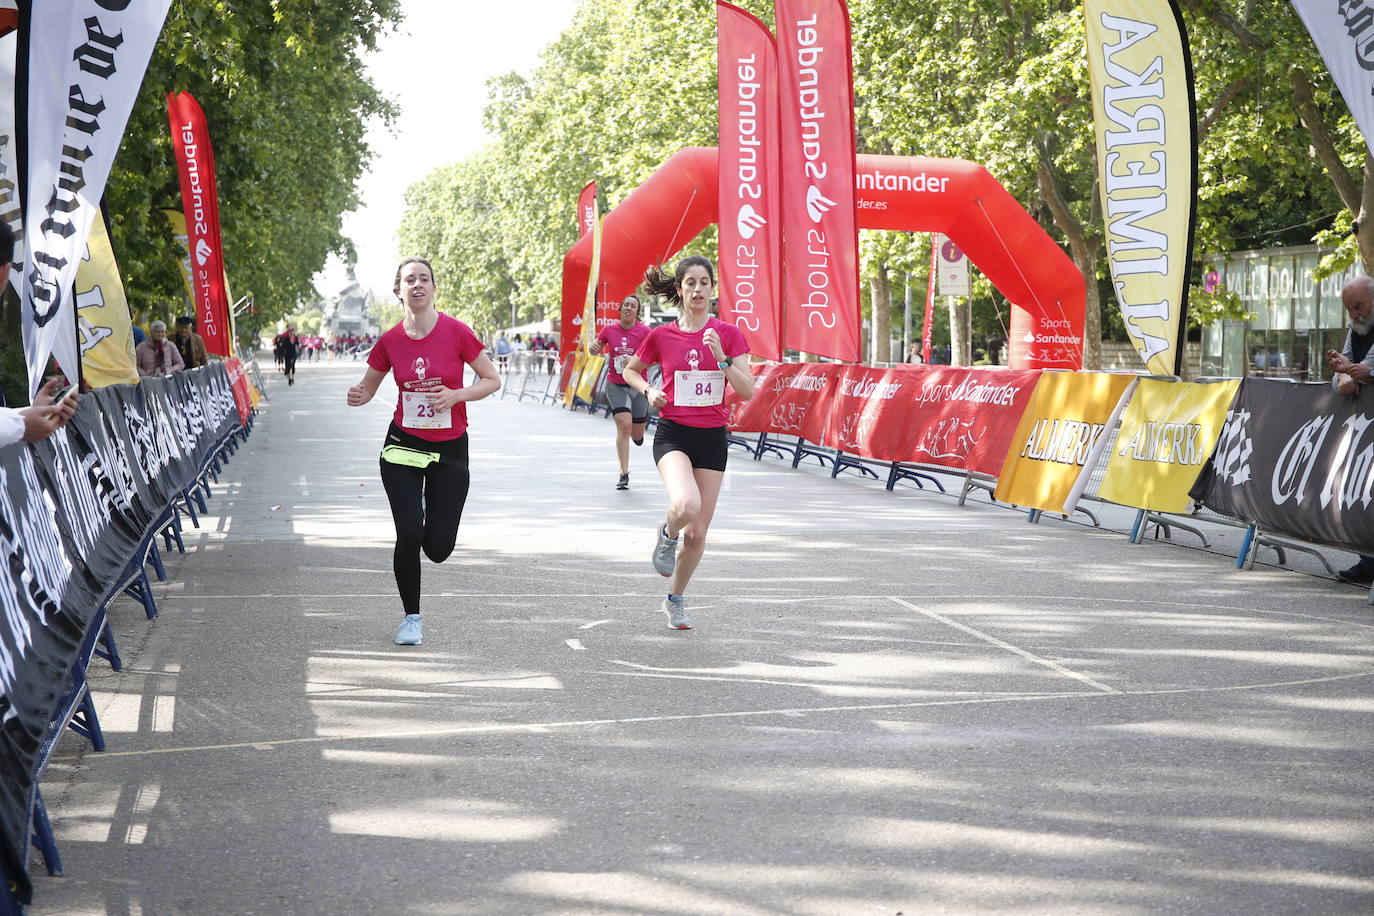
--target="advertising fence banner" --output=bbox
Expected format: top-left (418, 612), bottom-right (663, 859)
top-left (167, 91), bottom-right (232, 357)
top-left (19, 0), bottom-right (172, 395)
top-left (75, 210), bottom-right (138, 388)
top-left (728, 363), bottom-right (1042, 476)
top-left (718, 1), bottom-right (783, 361)
top-left (1190, 379), bottom-right (1374, 554)
top-left (1291, 1), bottom-right (1374, 160)
top-left (1097, 377), bottom-right (1239, 513)
top-left (730, 361), bottom-right (835, 444)
top-left (994, 371), bottom-right (1135, 512)
top-left (224, 356), bottom-right (253, 425)
top-left (895, 366), bottom-right (1044, 476)
top-left (0, 1), bottom-right (20, 290)
top-left (0, 362), bottom-right (237, 904)
top-left (1083, 0), bottom-right (1196, 376)
top-left (776, 0), bottom-right (860, 362)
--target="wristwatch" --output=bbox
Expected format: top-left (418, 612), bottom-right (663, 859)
top-left (717, 356), bottom-right (732, 369)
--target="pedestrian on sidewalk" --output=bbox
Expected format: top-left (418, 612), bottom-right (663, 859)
top-left (622, 255), bottom-right (753, 629)
top-left (345, 257), bottom-right (501, 645)
top-left (590, 293), bottom-right (651, 490)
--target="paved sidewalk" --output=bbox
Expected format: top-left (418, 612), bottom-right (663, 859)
top-left (33, 359), bottom-right (1374, 914)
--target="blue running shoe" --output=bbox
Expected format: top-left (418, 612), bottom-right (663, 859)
top-left (394, 614), bottom-right (423, 645)
top-left (652, 525), bottom-right (679, 577)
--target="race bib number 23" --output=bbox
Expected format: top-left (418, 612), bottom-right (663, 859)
top-left (401, 391), bottom-right (452, 429)
top-left (674, 369), bottom-right (725, 407)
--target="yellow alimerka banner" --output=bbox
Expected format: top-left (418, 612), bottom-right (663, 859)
top-left (1097, 377), bottom-right (1239, 513)
top-left (575, 355), bottom-right (604, 404)
top-left (75, 212), bottom-right (138, 388)
top-left (1083, 1), bottom-right (1196, 376)
top-left (162, 208), bottom-right (196, 309)
top-left (563, 351), bottom-right (587, 407)
top-left (994, 371), bottom-right (1135, 513)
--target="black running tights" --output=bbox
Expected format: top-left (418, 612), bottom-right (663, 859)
top-left (379, 430), bottom-right (470, 615)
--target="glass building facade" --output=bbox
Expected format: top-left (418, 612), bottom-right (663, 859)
top-left (1201, 246), bottom-right (1360, 381)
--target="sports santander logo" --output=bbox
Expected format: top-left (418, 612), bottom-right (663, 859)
top-left (806, 186), bottom-right (837, 222)
top-left (737, 203), bottom-right (767, 240)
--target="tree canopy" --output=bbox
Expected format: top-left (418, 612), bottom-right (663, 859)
top-left (396, 0), bottom-right (1367, 367)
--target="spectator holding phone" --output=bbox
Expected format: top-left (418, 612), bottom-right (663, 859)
top-left (0, 221), bottom-right (79, 445)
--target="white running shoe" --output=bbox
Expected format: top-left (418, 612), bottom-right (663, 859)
top-left (394, 614), bottom-right (423, 645)
top-left (652, 525), bottom-right (678, 577)
top-left (663, 596), bottom-right (692, 629)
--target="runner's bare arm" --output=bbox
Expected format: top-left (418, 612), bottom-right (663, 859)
top-left (347, 367), bottom-right (387, 407)
top-left (623, 357), bottom-right (667, 408)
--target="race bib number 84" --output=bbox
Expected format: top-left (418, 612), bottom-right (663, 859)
top-left (401, 391), bottom-right (452, 429)
top-left (675, 369), bottom-right (725, 407)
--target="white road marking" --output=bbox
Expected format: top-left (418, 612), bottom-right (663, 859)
top-left (57, 669), bottom-right (1374, 762)
top-left (886, 595), bottom-right (1122, 694)
top-left (565, 639), bottom-right (586, 651)
top-left (579, 619), bottom-right (613, 630)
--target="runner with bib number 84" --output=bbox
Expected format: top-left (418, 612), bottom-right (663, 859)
top-left (622, 255), bottom-right (753, 630)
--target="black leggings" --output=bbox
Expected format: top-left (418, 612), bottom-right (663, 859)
top-left (379, 424), bottom-right (470, 614)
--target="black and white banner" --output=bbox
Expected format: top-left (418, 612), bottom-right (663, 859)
top-left (1291, 1), bottom-right (1374, 160)
top-left (17, 0), bottom-right (171, 396)
top-left (1191, 377), bottom-right (1374, 554)
top-left (0, 363), bottom-right (237, 904)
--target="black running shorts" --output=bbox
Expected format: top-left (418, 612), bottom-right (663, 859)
top-left (652, 418), bottom-right (729, 472)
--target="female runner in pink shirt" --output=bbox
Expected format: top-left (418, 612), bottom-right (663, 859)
top-left (346, 258), bottom-right (501, 646)
top-left (622, 255), bottom-right (754, 629)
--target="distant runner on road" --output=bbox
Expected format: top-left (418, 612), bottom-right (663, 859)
top-left (622, 255), bottom-right (753, 629)
top-left (345, 257), bottom-right (501, 646)
top-left (589, 293), bottom-right (651, 490)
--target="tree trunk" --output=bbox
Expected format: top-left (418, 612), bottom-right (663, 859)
top-left (869, 263), bottom-right (891, 365)
top-left (1074, 248), bottom-right (1102, 370)
top-left (1036, 153), bottom-right (1102, 370)
top-left (949, 297), bottom-right (972, 365)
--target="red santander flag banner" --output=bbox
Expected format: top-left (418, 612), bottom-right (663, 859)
top-left (577, 180), bottom-right (596, 237)
top-left (775, 0), bottom-right (860, 362)
top-left (167, 91), bottom-right (232, 356)
top-left (718, 1), bottom-right (782, 361)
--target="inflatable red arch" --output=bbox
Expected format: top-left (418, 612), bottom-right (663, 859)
top-left (561, 146), bottom-right (1084, 369)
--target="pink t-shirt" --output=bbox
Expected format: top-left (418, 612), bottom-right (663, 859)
top-left (367, 313), bottom-right (486, 442)
top-left (596, 321), bottom-right (650, 385)
top-left (635, 317), bottom-right (749, 428)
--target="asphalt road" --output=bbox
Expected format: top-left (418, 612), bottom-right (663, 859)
top-left (32, 358), bottom-right (1374, 915)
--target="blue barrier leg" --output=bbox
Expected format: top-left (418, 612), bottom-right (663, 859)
top-left (1027, 508), bottom-right (1042, 524)
top-left (1235, 525), bottom-right (1256, 569)
top-left (95, 620), bottom-right (122, 672)
top-left (147, 542), bottom-right (166, 582)
top-left (31, 789), bottom-right (62, 876)
top-left (1130, 508), bottom-right (1146, 544)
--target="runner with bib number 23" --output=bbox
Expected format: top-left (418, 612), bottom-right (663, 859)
top-left (346, 257), bottom-right (501, 647)
top-left (621, 255), bottom-right (753, 630)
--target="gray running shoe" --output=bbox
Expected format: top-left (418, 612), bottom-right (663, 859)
top-left (394, 614), bottom-right (423, 645)
top-left (652, 525), bottom-right (678, 576)
top-left (663, 596), bottom-right (692, 629)
top-left (616, 473), bottom-right (629, 490)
